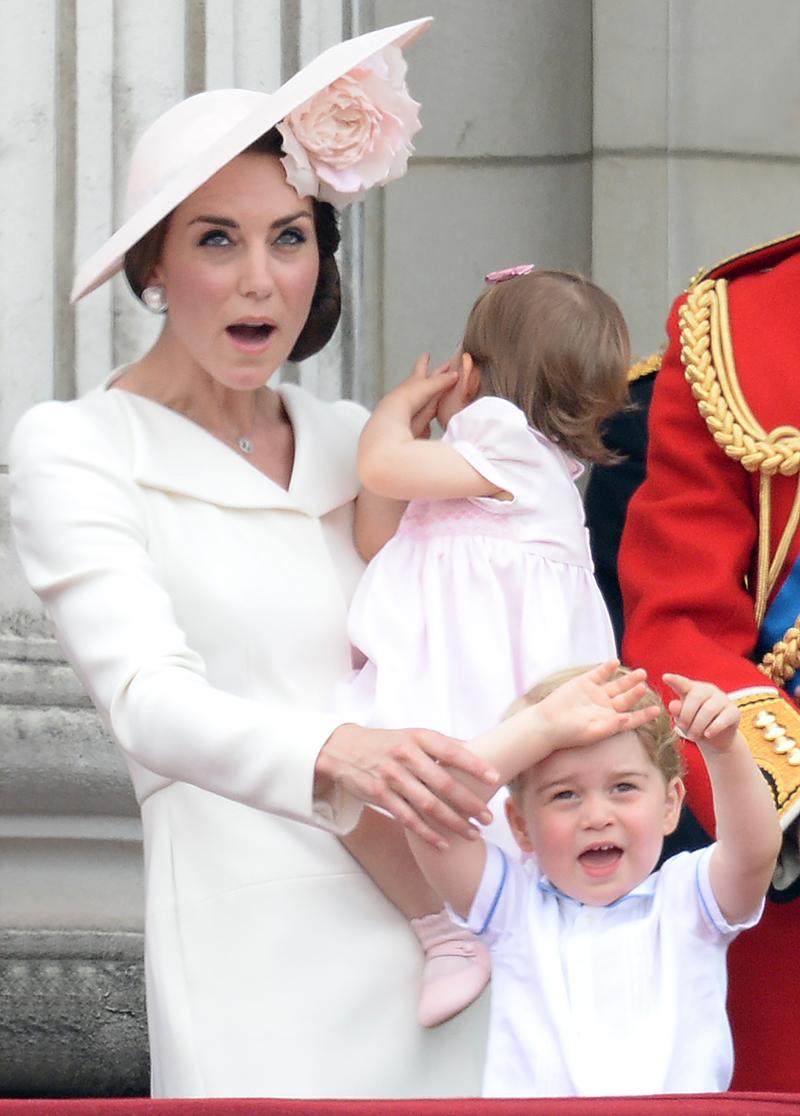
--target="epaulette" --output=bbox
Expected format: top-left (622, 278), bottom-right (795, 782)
top-left (627, 352), bottom-right (661, 385)
top-left (733, 691), bottom-right (800, 829)
top-left (679, 229), bottom-right (800, 631)
top-left (687, 228), bottom-right (800, 290)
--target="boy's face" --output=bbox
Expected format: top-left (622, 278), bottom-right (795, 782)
top-left (505, 729), bottom-right (684, 907)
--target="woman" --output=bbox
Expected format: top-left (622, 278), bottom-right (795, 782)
top-left (9, 19), bottom-right (491, 1098)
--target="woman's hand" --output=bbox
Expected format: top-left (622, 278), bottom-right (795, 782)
top-left (315, 723), bottom-right (499, 848)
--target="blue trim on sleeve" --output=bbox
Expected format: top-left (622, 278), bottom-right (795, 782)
top-left (478, 847), bottom-right (509, 935)
top-left (695, 849), bottom-right (719, 931)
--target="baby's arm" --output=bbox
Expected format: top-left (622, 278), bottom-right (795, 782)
top-left (353, 353), bottom-right (476, 559)
top-left (357, 353), bottom-right (507, 503)
top-left (353, 489), bottom-right (407, 562)
top-left (664, 673), bottom-right (782, 925)
top-left (408, 663), bottom-right (661, 918)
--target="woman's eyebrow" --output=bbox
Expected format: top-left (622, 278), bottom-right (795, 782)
top-left (271, 209), bottom-right (314, 229)
top-left (188, 210), bottom-right (313, 230)
top-left (189, 215), bottom-right (239, 229)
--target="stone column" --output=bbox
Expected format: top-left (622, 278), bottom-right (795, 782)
top-left (592, 0), bottom-right (800, 360)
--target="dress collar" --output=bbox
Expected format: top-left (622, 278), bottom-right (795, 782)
top-left (97, 373), bottom-right (362, 516)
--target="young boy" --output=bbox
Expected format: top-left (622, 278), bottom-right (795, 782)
top-left (406, 661), bottom-right (781, 1097)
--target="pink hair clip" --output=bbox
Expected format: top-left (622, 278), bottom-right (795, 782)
top-left (484, 264), bottom-right (535, 284)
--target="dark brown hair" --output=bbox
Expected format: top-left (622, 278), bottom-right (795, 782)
top-left (506, 664), bottom-right (684, 802)
top-left (462, 270), bottom-right (631, 464)
top-left (123, 127), bottom-right (341, 362)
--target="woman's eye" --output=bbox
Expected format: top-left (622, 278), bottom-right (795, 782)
top-left (199, 230), bottom-right (232, 247)
top-left (276, 227), bottom-right (306, 247)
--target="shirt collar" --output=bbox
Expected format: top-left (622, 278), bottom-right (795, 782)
top-left (537, 870), bottom-right (659, 909)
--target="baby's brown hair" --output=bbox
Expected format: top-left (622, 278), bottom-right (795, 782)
top-left (462, 270), bottom-right (631, 464)
top-left (506, 664), bottom-right (684, 802)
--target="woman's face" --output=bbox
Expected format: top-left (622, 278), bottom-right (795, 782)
top-left (151, 152), bottom-right (320, 391)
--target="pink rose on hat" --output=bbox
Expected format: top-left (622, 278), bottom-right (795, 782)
top-left (277, 44), bottom-right (421, 209)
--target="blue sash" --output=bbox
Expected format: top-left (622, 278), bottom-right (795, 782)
top-left (756, 553), bottom-right (800, 694)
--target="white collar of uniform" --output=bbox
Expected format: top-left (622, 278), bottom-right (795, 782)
top-left (96, 372), bottom-right (362, 516)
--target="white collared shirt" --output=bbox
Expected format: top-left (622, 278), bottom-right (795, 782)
top-left (457, 843), bottom-right (762, 1097)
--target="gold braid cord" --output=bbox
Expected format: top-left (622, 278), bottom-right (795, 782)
top-left (627, 352), bottom-right (661, 384)
top-left (760, 621), bottom-right (800, 685)
top-left (679, 278), bottom-right (800, 631)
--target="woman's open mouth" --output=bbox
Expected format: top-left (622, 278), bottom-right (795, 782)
top-left (226, 322), bottom-right (275, 350)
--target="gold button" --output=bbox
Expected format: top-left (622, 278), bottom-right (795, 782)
top-left (764, 723), bottom-right (787, 741)
top-left (754, 711), bottom-right (777, 728)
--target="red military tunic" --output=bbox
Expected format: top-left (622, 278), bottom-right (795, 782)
top-left (621, 231), bottom-right (800, 1092)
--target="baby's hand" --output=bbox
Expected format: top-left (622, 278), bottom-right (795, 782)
top-left (663, 673), bottom-right (740, 751)
top-left (535, 661), bottom-right (661, 752)
top-left (375, 353), bottom-right (458, 439)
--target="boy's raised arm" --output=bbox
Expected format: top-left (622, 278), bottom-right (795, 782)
top-left (664, 673), bottom-right (782, 925)
top-left (407, 663), bottom-right (661, 919)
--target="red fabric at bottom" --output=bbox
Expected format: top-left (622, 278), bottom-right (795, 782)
top-left (2, 1095), bottom-right (800, 1115)
top-left (728, 900), bottom-right (800, 1093)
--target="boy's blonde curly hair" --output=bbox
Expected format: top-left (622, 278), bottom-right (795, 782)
top-left (506, 664), bottom-right (684, 802)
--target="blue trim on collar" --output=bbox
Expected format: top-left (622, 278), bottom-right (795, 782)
top-left (537, 870), bottom-right (658, 909)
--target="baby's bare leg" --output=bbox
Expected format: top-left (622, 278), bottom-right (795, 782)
top-left (341, 807), bottom-right (441, 918)
top-left (342, 807), bottom-right (491, 1027)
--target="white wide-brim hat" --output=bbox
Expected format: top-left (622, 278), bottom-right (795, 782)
top-left (71, 16), bottom-right (431, 303)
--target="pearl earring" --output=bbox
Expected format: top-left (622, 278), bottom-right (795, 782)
top-left (142, 285), bottom-right (168, 313)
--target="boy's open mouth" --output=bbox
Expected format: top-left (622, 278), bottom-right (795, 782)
top-left (578, 844), bottom-right (623, 871)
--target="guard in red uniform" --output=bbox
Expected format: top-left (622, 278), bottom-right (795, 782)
top-left (620, 231), bottom-right (800, 1092)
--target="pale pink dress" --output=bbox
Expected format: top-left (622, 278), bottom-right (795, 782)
top-left (339, 396), bottom-right (616, 842)
top-left (339, 392), bottom-right (615, 732)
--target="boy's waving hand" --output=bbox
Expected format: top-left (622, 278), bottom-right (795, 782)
top-left (663, 673), bottom-right (781, 926)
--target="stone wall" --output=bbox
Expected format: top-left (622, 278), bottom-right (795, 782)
top-left (592, 0), bottom-right (800, 358)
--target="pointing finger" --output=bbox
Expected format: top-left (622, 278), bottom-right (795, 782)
top-left (663, 672), bottom-right (693, 696)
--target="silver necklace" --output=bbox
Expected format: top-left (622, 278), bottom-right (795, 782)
top-left (160, 392), bottom-right (260, 455)
top-left (232, 398), bottom-right (260, 455)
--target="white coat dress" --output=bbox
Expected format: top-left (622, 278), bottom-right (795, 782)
top-left (9, 374), bottom-right (488, 1098)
